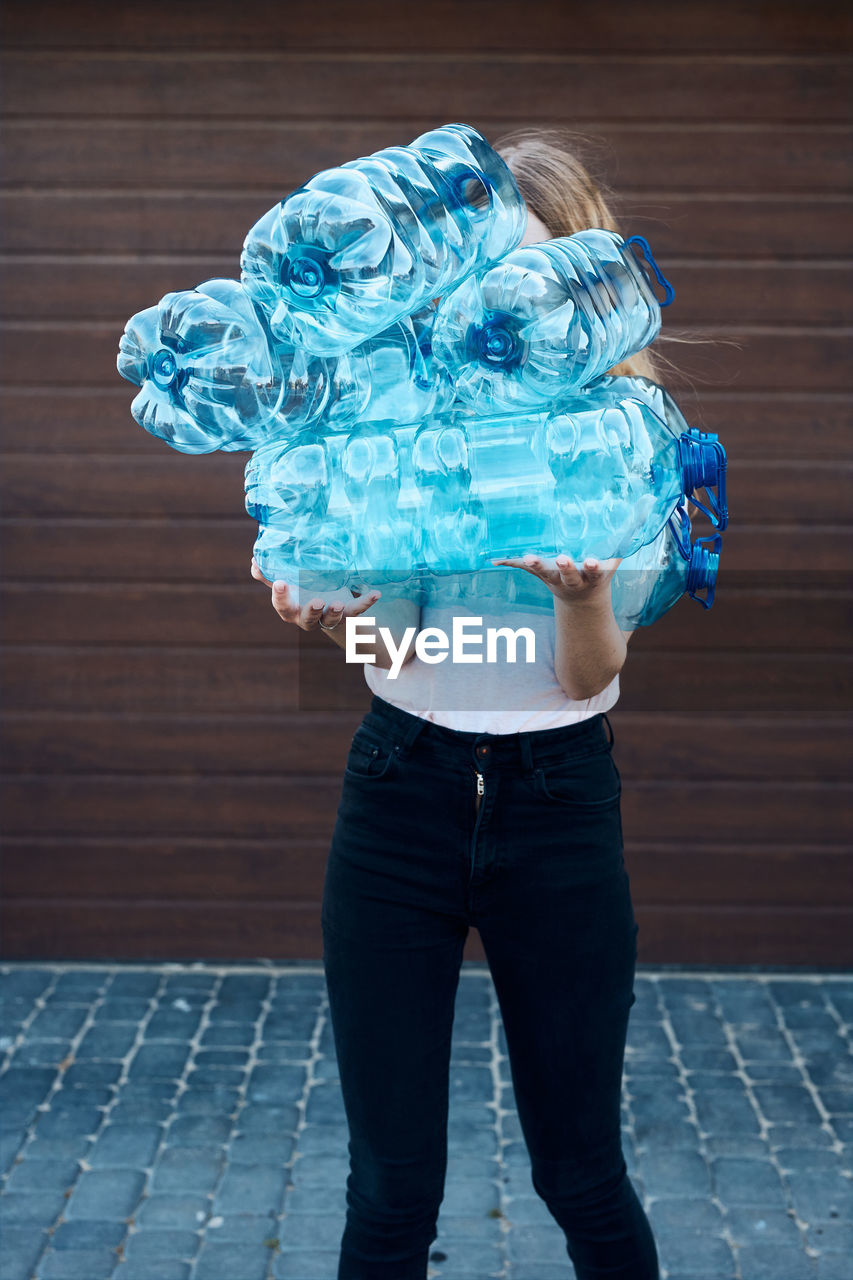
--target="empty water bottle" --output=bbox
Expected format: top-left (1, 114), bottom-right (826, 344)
top-left (240, 123), bottom-right (526, 356)
top-left (117, 281), bottom-right (454, 454)
top-left (430, 229), bottom-right (675, 412)
top-left (611, 501), bottom-right (722, 627)
top-left (420, 500), bottom-right (722, 623)
top-left (244, 389), bottom-right (725, 594)
top-left (117, 278), bottom-right (290, 454)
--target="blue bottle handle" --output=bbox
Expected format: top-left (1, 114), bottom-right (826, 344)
top-left (624, 235), bottom-right (675, 308)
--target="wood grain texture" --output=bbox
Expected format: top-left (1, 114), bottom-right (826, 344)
top-left (1, 0), bottom-right (851, 962)
top-left (3, 1), bottom-right (850, 53)
top-left (4, 123), bottom-right (851, 191)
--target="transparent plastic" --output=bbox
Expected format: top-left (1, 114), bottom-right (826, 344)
top-left (245, 389), bottom-right (724, 596)
top-left (430, 229), bottom-right (674, 412)
top-left (240, 122), bottom-right (526, 356)
top-left (117, 283), bottom-right (454, 454)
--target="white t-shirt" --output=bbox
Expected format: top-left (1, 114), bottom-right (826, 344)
top-left (363, 598), bottom-right (620, 734)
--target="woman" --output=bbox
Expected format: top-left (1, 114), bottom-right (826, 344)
top-left (252, 128), bottom-right (665, 1279)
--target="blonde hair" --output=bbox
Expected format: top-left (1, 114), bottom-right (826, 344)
top-left (491, 126), bottom-right (714, 521)
top-left (491, 126), bottom-right (690, 383)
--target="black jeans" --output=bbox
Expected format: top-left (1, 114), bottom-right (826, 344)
top-left (321, 693), bottom-right (659, 1279)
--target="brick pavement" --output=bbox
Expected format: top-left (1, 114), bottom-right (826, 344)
top-left (0, 963), bottom-right (850, 1280)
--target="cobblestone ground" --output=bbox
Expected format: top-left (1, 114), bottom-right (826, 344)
top-left (0, 963), bottom-right (850, 1280)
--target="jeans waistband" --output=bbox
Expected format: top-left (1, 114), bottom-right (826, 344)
top-left (365, 694), bottom-right (614, 773)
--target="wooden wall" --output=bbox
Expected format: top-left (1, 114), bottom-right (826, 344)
top-left (1, 0), bottom-right (851, 964)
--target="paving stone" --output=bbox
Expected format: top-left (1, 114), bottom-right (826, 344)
top-left (13, 1041), bottom-right (75, 1068)
top-left (654, 1230), bottom-right (735, 1275)
top-left (75, 1024), bottom-right (138, 1059)
top-left (752, 1084), bottom-right (823, 1125)
top-left (271, 1250), bottom-right (350, 1278)
top-left (145, 1010), bottom-right (204, 1038)
top-left (88, 1123), bottom-right (163, 1168)
top-left (692, 1089), bottom-right (763, 1136)
top-left (32, 1107), bottom-right (104, 1140)
top-left (122, 1227), bottom-right (201, 1259)
top-left (0, 1226), bottom-right (49, 1279)
top-left (710, 1156), bottom-right (787, 1206)
top-left (766, 1122), bottom-right (835, 1150)
top-left (227, 1133), bottom-right (296, 1163)
top-left (0, 970), bottom-right (55, 998)
top-left (29, 1007), bottom-right (89, 1039)
top-left (50, 1219), bottom-right (127, 1249)
top-left (815, 1253), bottom-right (853, 1279)
top-left (805, 1219), bottom-right (853, 1253)
top-left (64, 1169), bottom-right (146, 1220)
top-left (212, 1163), bottom-right (289, 1215)
top-left (134, 1192), bottom-right (211, 1229)
top-left (0, 1067), bottom-right (57, 1106)
top-left (246, 1064), bottom-right (307, 1105)
top-left (0, 1130), bottom-right (24, 1170)
top-left (61, 1061), bottom-right (122, 1089)
top-left (3, 1157), bottom-right (81, 1192)
top-left (0, 1190), bottom-right (70, 1224)
top-left (127, 1043), bottom-right (190, 1079)
top-left (281, 1184), bottom-right (346, 1215)
top-left (635, 1148), bottom-right (712, 1198)
top-left (723, 1205), bottom-right (803, 1246)
top-left (174, 1086), bottom-right (241, 1116)
top-left (205, 1211), bottom-right (281, 1241)
top-left (150, 1146), bottom-right (226, 1193)
top-left (774, 1145), bottom-right (845, 1172)
top-left (166, 1114), bottom-right (232, 1147)
top-left (201, 1023), bottom-right (256, 1047)
top-left (734, 1242), bottom-right (818, 1278)
top-left (114, 1263), bottom-right (190, 1280)
top-left (34, 1248), bottom-right (119, 1279)
top-left (817, 1089), bottom-right (853, 1116)
top-left (192, 1240), bottom-right (273, 1280)
top-left (784, 1169), bottom-right (853, 1223)
top-left (237, 1104), bottom-right (300, 1135)
top-left (188, 1069), bottom-right (247, 1094)
top-left (440, 1178), bottom-right (502, 1217)
top-left (93, 999), bottom-right (152, 1022)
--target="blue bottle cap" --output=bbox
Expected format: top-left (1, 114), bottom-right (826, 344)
top-left (678, 428), bottom-right (728, 530)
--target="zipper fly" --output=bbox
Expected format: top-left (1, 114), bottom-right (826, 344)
top-left (475, 770), bottom-right (485, 814)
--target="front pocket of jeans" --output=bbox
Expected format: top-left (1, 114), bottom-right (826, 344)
top-left (533, 749), bottom-right (622, 809)
top-left (344, 729), bottom-right (397, 781)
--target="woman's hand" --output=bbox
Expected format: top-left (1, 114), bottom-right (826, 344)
top-left (490, 553), bottom-right (621, 607)
top-left (250, 558), bottom-right (381, 633)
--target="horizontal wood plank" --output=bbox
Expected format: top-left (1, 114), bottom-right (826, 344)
top-left (1, 839), bottom-right (849, 908)
top-left (0, 584), bottom-right (849, 649)
top-left (1, 453), bottom-right (848, 521)
top-left (2, 713), bottom-right (850, 781)
top-left (2, 520), bottom-right (851, 582)
top-left (3, 122), bottom-right (851, 192)
top-left (4, 324), bottom-right (850, 393)
top-left (3, 55), bottom-right (850, 123)
top-left (2, 389), bottom-right (850, 460)
top-left (4, 258), bottom-right (851, 328)
top-left (0, 775), bottom-right (850, 845)
top-left (1, 648), bottom-right (851, 715)
top-left (2, 1), bottom-right (850, 54)
top-left (3, 194), bottom-right (851, 259)
top-left (0, 899), bottom-right (850, 965)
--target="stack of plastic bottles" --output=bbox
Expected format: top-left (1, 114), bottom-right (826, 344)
top-left (117, 122), bottom-right (728, 628)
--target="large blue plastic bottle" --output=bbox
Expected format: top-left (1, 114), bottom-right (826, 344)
top-left (611, 502), bottom-right (722, 627)
top-left (240, 123), bottom-right (526, 357)
top-left (244, 390), bottom-right (726, 595)
top-left (430, 229), bottom-right (674, 412)
top-left (116, 278), bottom-right (290, 454)
top-left (117, 281), bottom-right (454, 454)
